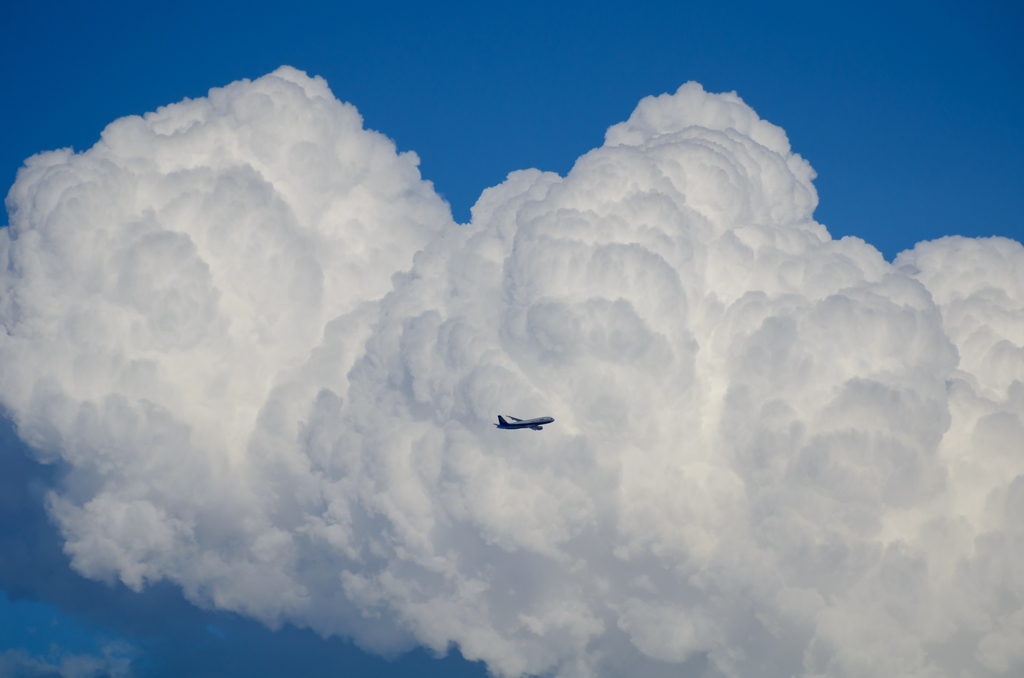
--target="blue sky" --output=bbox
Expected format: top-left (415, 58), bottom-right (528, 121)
top-left (2, 1), bottom-right (1022, 676)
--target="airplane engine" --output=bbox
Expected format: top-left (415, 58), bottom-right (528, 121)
top-left (531, 425), bottom-right (543, 430)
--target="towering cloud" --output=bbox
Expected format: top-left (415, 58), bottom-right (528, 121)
top-left (2, 68), bottom-right (1021, 677)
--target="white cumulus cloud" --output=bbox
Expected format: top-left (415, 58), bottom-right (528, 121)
top-left (2, 68), bottom-right (1022, 678)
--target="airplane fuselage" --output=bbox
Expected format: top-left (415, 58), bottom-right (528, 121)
top-left (495, 415), bottom-right (554, 431)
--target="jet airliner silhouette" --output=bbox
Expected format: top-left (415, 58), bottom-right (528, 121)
top-left (495, 415), bottom-right (555, 431)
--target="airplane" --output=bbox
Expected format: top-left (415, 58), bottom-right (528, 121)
top-left (495, 415), bottom-right (555, 431)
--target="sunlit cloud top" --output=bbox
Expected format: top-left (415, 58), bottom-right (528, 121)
top-left (2, 67), bottom-right (1022, 677)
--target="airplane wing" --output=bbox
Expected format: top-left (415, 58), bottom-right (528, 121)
top-left (507, 416), bottom-right (523, 422)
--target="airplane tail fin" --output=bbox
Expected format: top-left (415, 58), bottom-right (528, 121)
top-left (497, 416), bottom-right (508, 426)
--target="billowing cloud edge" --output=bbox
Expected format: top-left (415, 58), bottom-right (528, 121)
top-left (2, 69), bottom-right (1023, 677)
